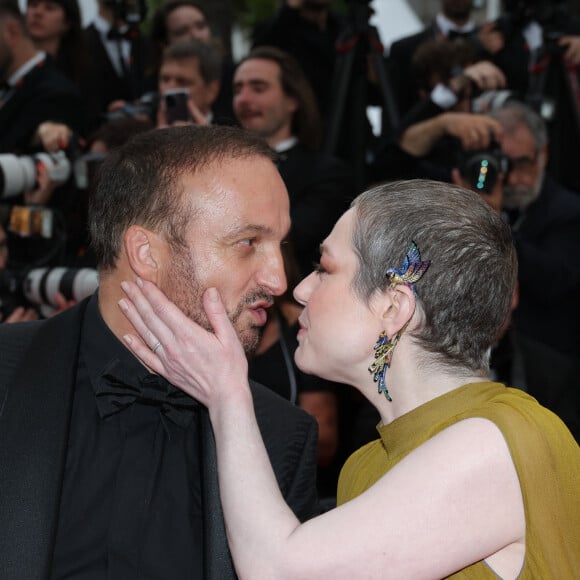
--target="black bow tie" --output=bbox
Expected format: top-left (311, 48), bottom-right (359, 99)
top-left (95, 359), bottom-right (199, 428)
top-left (447, 29), bottom-right (474, 41)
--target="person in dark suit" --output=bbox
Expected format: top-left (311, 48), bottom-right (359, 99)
top-left (81, 0), bottom-right (147, 133)
top-left (0, 0), bottom-right (83, 152)
top-left (486, 101), bottom-right (580, 442)
top-left (387, 0), bottom-right (493, 119)
top-left (0, 124), bottom-right (319, 580)
top-left (233, 46), bottom-right (354, 279)
top-left (147, 0), bottom-right (235, 124)
top-left (252, 0), bottom-right (345, 126)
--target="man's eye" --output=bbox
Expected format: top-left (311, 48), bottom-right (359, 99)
top-left (239, 238), bottom-right (256, 247)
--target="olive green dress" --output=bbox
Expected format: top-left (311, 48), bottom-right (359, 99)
top-left (337, 382), bottom-right (580, 578)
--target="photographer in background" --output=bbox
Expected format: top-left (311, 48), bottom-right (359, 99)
top-left (0, 220), bottom-right (79, 323)
top-left (0, 0), bottom-right (83, 153)
top-left (371, 38), bottom-right (507, 185)
top-left (482, 0), bottom-right (580, 191)
top-left (147, 0), bottom-right (235, 123)
top-left (387, 0), bottom-right (503, 118)
top-left (485, 102), bottom-right (580, 442)
top-left (108, 39), bottom-right (222, 128)
top-left (0, 222), bottom-right (37, 322)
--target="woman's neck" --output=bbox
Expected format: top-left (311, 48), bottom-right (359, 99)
top-left (357, 343), bottom-right (487, 426)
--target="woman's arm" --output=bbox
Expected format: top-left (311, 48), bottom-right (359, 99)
top-left (119, 279), bottom-right (525, 580)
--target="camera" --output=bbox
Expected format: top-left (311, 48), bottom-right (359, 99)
top-left (0, 151), bottom-right (71, 199)
top-left (105, 91), bottom-right (158, 123)
top-left (471, 90), bottom-right (520, 114)
top-left (164, 89), bottom-right (191, 125)
top-left (0, 267), bottom-right (98, 320)
top-left (458, 140), bottom-right (511, 194)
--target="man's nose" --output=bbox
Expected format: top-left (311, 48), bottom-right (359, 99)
top-left (257, 250), bottom-right (287, 296)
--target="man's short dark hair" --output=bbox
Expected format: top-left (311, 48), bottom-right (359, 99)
top-left (89, 125), bottom-right (276, 271)
top-left (162, 38), bottom-right (222, 84)
top-left (351, 179), bottom-right (517, 374)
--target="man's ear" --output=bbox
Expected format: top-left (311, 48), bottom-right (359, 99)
top-left (124, 225), bottom-right (165, 280)
top-left (380, 284), bottom-right (416, 337)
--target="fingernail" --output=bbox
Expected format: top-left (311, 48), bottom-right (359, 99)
top-left (136, 277), bottom-right (144, 288)
top-left (120, 281), bottom-right (128, 293)
top-left (207, 287), bottom-right (218, 302)
top-left (118, 298), bottom-right (128, 311)
top-left (123, 334), bottom-right (133, 345)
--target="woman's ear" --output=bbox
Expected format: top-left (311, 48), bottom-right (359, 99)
top-left (381, 284), bottom-right (416, 337)
top-left (124, 225), bottom-right (165, 281)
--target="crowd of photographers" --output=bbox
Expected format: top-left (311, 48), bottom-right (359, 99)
top-left (1, 0), bottom-right (579, 445)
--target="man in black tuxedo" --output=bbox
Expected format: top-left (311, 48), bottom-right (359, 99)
top-left (233, 46), bottom-right (353, 279)
top-left (0, 0), bottom-right (83, 152)
top-left (0, 125), bottom-right (319, 579)
top-left (81, 0), bottom-right (147, 133)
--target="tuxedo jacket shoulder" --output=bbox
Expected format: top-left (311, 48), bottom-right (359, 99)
top-left (0, 58), bottom-right (84, 153)
top-left (0, 299), bottom-right (318, 579)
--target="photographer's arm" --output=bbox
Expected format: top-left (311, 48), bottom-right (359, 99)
top-left (399, 112), bottom-right (503, 157)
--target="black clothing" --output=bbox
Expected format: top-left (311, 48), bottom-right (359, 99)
top-left (510, 175), bottom-right (580, 440)
top-left (491, 20), bottom-right (580, 192)
top-left (0, 296), bottom-right (319, 580)
top-left (278, 143), bottom-right (354, 277)
top-left (387, 23), bottom-right (483, 119)
top-left (249, 310), bottom-right (338, 403)
top-left (0, 56), bottom-right (84, 153)
top-left (52, 296), bottom-right (204, 578)
top-left (252, 4), bottom-right (344, 120)
top-left (81, 24), bottom-right (146, 134)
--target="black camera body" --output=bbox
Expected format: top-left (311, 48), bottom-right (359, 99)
top-left (457, 140), bottom-right (511, 195)
top-left (105, 91), bottom-right (158, 123)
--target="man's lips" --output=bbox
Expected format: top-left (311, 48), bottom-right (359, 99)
top-left (247, 301), bottom-right (274, 326)
top-left (238, 110), bottom-right (261, 122)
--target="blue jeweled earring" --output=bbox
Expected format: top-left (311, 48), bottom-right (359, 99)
top-left (368, 327), bottom-right (407, 402)
top-left (368, 241), bottom-right (431, 402)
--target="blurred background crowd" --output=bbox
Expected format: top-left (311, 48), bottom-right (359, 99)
top-left (1, 0), bottom-right (579, 504)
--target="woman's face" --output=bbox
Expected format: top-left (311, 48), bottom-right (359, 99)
top-left (293, 208), bottom-right (383, 386)
top-left (26, 0), bottom-right (69, 43)
top-left (165, 5), bottom-right (211, 45)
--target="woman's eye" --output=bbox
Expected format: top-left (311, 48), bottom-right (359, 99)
top-left (312, 262), bottom-right (327, 275)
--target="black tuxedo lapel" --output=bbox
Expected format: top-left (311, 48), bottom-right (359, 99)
top-left (0, 301), bottom-right (87, 580)
top-left (200, 408), bottom-right (236, 579)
